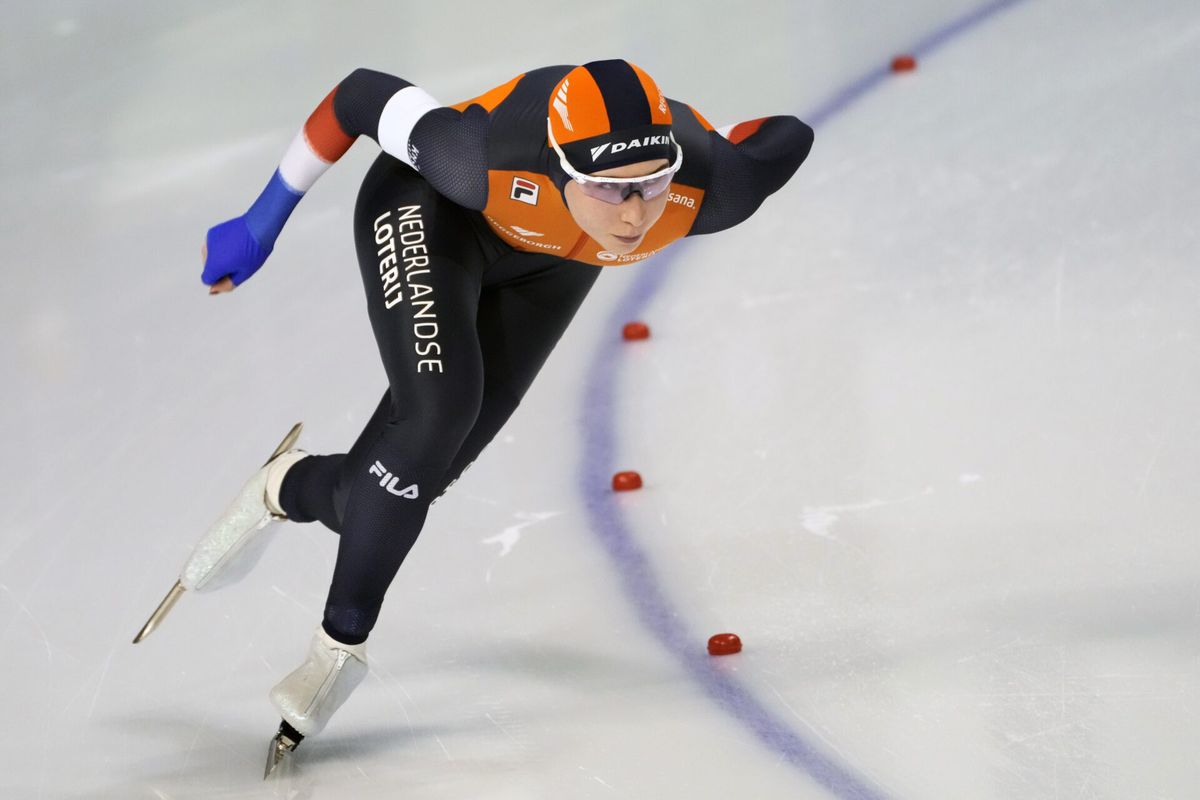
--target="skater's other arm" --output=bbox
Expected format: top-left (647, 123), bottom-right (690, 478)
top-left (686, 113), bottom-right (814, 236)
top-left (204, 68), bottom-right (487, 293)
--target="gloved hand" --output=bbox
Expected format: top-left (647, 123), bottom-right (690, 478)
top-left (201, 216), bottom-right (272, 289)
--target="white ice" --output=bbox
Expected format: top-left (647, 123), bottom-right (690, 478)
top-left (2, 1), bottom-right (1198, 798)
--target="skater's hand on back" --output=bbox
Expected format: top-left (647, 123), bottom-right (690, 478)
top-left (201, 215), bottom-right (272, 293)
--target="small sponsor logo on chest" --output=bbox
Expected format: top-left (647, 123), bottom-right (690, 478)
top-left (485, 214), bottom-right (563, 252)
top-left (596, 248), bottom-right (659, 264)
top-left (668, 191), bottom-right (696, 209)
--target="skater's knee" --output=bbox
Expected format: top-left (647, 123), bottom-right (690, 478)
top-left (379, 393), bottom-right (483, 466)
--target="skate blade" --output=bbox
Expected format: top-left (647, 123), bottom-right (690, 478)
top-left (264, 729), bottom-right (300, 779)
top-left (132, 581), bottom-right (185, 644)
top-left (264, 422), bottom-right (304, 467)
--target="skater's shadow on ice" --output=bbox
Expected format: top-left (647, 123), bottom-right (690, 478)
top-left (292, 723), bottom-right (442, 765)
top-left (402, 639), bottom-right (683, 691)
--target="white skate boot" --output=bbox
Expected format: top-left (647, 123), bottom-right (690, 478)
top-left (132, 422), bottom-right (308, 643)
top-left (264, 626), bottom-right (368, 777)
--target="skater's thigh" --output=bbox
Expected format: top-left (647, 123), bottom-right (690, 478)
top-left (353, 154), bottom-right (487, 427)
top-left (434, 258), bottom-right (601, 494)
top-left (477, 257), bottom-right (602, 400)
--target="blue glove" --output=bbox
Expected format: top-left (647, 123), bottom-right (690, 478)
top-left (202, 215), bottom-right (272, 287)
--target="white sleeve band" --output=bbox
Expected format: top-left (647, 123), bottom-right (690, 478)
top-left (278, 129), bottom-right (333, 193)
top-left (377, 86), bottom-right (441, 169)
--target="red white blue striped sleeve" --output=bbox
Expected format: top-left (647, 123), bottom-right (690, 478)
top-left (243, 70), bottom-right (442, 248)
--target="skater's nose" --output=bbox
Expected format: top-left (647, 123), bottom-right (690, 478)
top-left (619, 192), bottom-right (649, 227)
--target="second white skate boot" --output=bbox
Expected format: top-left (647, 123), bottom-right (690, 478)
top-left (270, 626), bottom-right (369, 737)
top-left (264, 626), bottom-right (368, 777)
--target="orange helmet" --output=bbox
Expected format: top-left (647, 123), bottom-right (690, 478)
top-left (547, 59), bottom-right (676, 174)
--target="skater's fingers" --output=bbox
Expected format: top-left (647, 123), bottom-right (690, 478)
top-left (208, 276), bottom-right (235, 295)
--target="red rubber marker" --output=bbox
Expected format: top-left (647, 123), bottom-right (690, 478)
top-left (708, 633), bottom-right (742, 656)
top-left (611, 471), bottom-right (643, 491)
top-left (891, 54), bottom-right (917, 73)
top-left (623, 321), bottom-right (651, 340)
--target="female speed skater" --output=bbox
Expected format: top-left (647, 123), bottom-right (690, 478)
top-left (134, 59), bottom-right (814, 776)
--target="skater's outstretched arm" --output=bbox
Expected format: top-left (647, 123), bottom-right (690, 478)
top-left (684, 109), bottom-right (815, 236)
top-left (203, 68), bottom-right (489, 293)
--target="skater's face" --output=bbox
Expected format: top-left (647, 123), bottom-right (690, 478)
top-left (564, 158), bottom-right (672, 256)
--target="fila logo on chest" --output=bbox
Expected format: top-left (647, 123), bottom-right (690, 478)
top-left (510, 177), bottom-right (539, 206)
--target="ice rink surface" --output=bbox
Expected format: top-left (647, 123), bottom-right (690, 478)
top-left (2, 1), bottom-right (1199, 797)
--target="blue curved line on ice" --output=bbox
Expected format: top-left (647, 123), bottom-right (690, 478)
top-left (576, 1), bottom-right (1029, 797)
